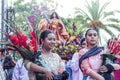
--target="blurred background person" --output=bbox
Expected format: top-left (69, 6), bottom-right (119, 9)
top-left (12, 58), bottom-right (29, 80)
top-left (0, 48), bottom-right (6, 80)
top-left (3, 55), bottom-right (16, 80)
top-left (0, 48), bottom-right (6, 65)
top-left (49, 11), bottom-right (69, 43)
top-left (78, 38), bottom-right (86, 50)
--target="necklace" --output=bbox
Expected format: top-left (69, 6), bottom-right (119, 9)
top-left (41, 48), bottom-right (53, 57)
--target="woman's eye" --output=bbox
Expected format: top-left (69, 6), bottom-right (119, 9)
top-left (88, 34), bottom-right (92, 36)
top-left (88, 34), bottom-right (97, 37)
top-left (48, 38), bottom-right (56, 41)
top-left (94, 34), bottom-right (97, 37)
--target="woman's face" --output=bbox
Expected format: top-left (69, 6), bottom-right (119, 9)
top-left (86, 29), bottom-right (98, 46)
top-left (42, 33), bottom-right (56, 50)
top-left (81, 40), bottom-right (86, 48)
top-left (0, 52), bottom-right (6, 59)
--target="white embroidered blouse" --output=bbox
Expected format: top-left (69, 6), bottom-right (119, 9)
top-left (36, 53), bottom-right (65, 75)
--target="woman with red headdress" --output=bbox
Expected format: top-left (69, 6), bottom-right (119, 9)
top-left (38, 12), bottom-right (69, 43)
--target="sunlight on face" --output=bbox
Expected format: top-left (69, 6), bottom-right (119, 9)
top-left (86, 29), bottom-right (98, 45)
top-left (43, 33), bottom-right (56, 49)
top-left (81, 41), bottom-right (86, 48)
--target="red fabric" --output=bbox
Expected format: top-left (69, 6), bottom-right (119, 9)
top-left (49, 19), bottom-right (69, 42)
top-left (114, 58), bottom-right (120, 80)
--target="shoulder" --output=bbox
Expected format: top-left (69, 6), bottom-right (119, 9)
top-left (52, 53), bottom-right (62, 60)
top-left (15, 59), bottom-right (24, 67)
top-left (98, 47), bottom-right (106, 55)
top-left (78, 48), bottom-right (88, 55)
top-left (16, 59), bottom-right (23, 64)
top-left (52, 53), bottom-right (60, 57)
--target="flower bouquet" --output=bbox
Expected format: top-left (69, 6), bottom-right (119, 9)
top-left (100, 36), bottom-right (120, 80)
top-left (107, 35), bottom-right (120, 56)
top-left (1, 25), bottom-right (40, 61)
top-left (53, 37), bottom-right (80, 61)
top-left (0, 4), bottom-right (54, 61)
top-left (102, 35), bottom-right (120, 65)
top-left (0, 3), bottom-right (71, 80)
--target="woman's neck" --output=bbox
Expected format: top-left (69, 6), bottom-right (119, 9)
top-left (87, 44), bottom-right (97, 49)
top-left (41, 47), bottom-right (51, 54)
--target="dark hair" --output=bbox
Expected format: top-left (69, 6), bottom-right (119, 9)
top-left (80, 38), bottom-right (85, 46)
top-left (3, 55), bottom-right (15, 70)
top-left (40, 30), bottom-right (54, 44)
top-left (0, 48), bottom-right (5, 52)
top-left (85, 28), bottom-right (98, 37)
top-left (50, 12), bottom-right (59, 19)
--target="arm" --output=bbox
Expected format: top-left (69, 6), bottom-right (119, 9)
top-left (57, 55), bottom-right (65, 74)
top-left (88, 70), bottom-right (104, 80)
top-left (71, 53), bottom-right (80, 72)
top-left (101, 63), bottom-right (120, 72)
top-left (111, 63), bottom-right (120, 70)
top-left (79, 49), bottom-right (104, 80)
top-left (81, 60), bottom-right (104, 80)
top-left (24, 60), bottom-right (54, 80)
top-left (29, 62), bottom-right (51, 74)
top-left (12, 62), bottom-right (20, 80)
top-left (12, 59), bottom-right (29, 80)
top-left (0, 65), bottom-right (6, 80)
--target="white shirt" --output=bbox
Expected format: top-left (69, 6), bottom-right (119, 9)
top-left (0, 64), bottom-right (5, 80)
top-left (12, 59), bottom-right (29, 80)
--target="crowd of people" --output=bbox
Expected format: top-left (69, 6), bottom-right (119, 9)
top-left (0, 11), bottom-right (120, 80)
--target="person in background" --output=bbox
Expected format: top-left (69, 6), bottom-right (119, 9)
top-left (100, 58), bottom-right (120, 80)
top-left (99, 38), bottom-right (120, 80)
top-left (69, 38), bottom-right (86, 80)
top-left (38, 11), bottom-right (69, 43)
top-left (0, 48), bottom-right (6, 80)
top-left (49, 11), bottom-right (69, 43)
top-left (0, 48), bottom-right (6, 65)
top-left (78, 38), bottom-right (86, 50)
top-left (38, 18), bottom-right (50, 32)
top-left (0, 64), bottom-right (6, 80)
top-left (12, 58), bottom-right (29, 80)
top-left (71, 28), bottom-right (105, 80)
top-left (3, 55), bottom-right (16, 80)
top-left (66, 37), bottom-right (86, 80)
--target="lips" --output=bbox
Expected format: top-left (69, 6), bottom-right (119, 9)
top-left (50, 44), bottom-right (55, 47)
top-left (91, 40), bottom-right (96, 42)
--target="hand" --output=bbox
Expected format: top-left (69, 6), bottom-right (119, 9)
top-left (58, 68), bottom-right (64, 74)
top-left (111, 64), bottom-right (120, 70)
top-left (100, 65), bottom-right (108, 72)
top-left (44, 70), bottom-right (54, 80)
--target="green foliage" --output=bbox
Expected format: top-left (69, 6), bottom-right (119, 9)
top-left (13, 0), bottom-right (85, 37)
top-left (13, 0), bottom-right (58, 35)
top-left (74, 0), bottom-right (120, 41)
top-left (61, 17), bottom-right (84, 36)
